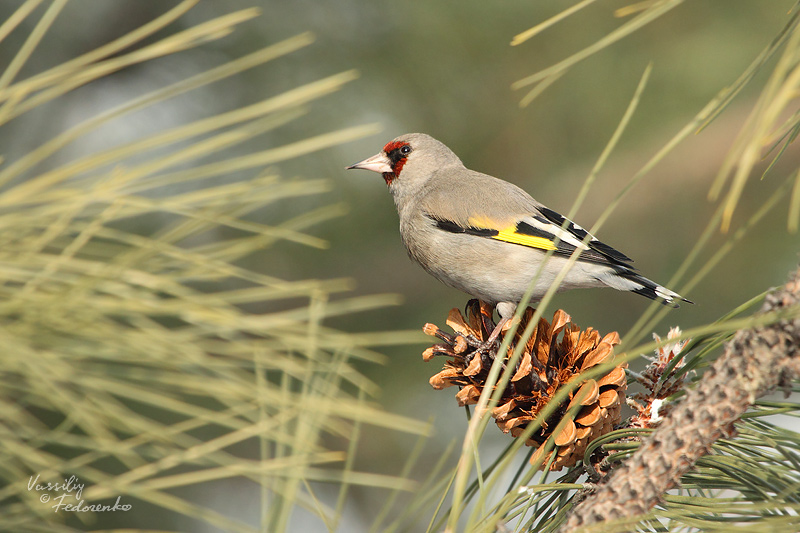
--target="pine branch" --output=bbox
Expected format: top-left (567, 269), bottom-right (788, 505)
top-left (562, 261), bottom-right (800, 531)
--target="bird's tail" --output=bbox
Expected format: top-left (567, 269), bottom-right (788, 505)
top-left (602, 268), bottom-right (691, 308)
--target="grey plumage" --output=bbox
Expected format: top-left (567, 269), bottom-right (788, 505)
top-left (347, 133), bottom-right (689, 319)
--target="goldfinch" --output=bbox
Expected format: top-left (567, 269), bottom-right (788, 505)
top-left (347, 133), bottom-right (689, 334)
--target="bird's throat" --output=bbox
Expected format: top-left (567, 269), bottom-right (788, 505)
top-left (382, 172), bottom-right (396, 186)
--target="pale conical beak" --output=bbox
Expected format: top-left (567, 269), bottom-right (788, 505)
top-left (346, 152), bottom-right (392, 173)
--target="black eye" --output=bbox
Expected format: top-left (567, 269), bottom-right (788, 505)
top-left (400, 144), bottom-right (411, 155)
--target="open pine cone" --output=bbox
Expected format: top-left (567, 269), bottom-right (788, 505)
top-left (424, 300), bottom-right (627, 470)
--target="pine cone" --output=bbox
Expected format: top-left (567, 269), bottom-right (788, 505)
top-left (424, 300), bottom-right (626, 470)
top-left (628, 327), bottom-right (691, 429)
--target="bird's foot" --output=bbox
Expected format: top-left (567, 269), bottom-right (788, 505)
top-left (472, 316), bottom-right (509, 357)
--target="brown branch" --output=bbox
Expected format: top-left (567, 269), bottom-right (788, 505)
top-left (561, 263), bottom-right (800, 531)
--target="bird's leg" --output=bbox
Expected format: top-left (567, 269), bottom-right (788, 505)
top-left (484, 316), bottom-right (510, 347)
top-left (470, 316), bottom-right (510, 369)
top-left (473, 301), bottom-right (510, 355)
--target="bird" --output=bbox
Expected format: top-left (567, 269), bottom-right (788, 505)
top-left (346, 133), bottom-right (690, 343)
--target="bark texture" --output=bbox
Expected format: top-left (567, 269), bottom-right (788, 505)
top-left (561, 264), bottom-right (800, 531)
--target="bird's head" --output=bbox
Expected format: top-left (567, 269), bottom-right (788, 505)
top-left (346, 133), bottom-right (463, 191)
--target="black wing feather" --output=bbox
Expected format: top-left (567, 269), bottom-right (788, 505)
top-left (537, 206), bottom-right (633, 265)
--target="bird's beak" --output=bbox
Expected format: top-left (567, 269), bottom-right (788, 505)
top-left (346, 152), bottom-right (392, 173)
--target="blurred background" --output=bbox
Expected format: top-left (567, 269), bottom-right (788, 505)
top-left (2, 1), bottom-right (799, 530)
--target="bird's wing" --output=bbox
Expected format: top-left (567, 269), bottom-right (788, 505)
top-left (419, 172), bottom-right (633, 266)
top-left (426, 209), bottom-right (632, 266)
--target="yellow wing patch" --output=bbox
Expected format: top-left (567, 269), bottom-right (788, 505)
top-left (493, 228), bottom-right (557, 251)
top-left (466, 216), bottom-right (557, 251)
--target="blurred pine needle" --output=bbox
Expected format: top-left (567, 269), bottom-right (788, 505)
top-left (0, 2), bottom-right (427, 532)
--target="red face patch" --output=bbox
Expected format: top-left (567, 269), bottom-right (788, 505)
top-left (382, 141), bottom-right (411, 183)
top-left (382, 140), bottom-right (407, 153)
